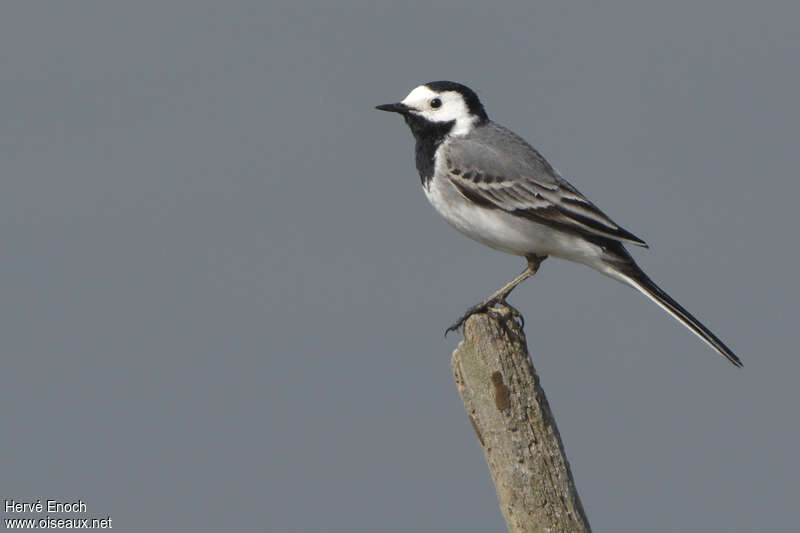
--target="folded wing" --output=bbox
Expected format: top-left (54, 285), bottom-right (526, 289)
top-left (443, 124), bottom-right (648, 248)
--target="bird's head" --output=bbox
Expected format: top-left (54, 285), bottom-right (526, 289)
top-left (376, 81), bottom-right (489, 138)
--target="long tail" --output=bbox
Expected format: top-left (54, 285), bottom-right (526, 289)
top-left (616, 267), bottom-right (742, 367)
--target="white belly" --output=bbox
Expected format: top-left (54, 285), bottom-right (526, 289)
top-left (424, 175), bottom-right (605, 266)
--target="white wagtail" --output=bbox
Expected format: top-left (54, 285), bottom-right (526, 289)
top-left (376, 81), bottom-right (742, 367)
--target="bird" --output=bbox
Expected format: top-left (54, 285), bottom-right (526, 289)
top-left (376, 81), bottom-right (742, 367)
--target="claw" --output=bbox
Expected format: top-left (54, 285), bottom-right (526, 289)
top-left (444, 297), bottom-right (522, 337)
top-left (489, 300), bottom-right (524, 331)
top-left (445, 300), bottom-right (492, 336)
top-left (499, 301), bottom-right (524, 329)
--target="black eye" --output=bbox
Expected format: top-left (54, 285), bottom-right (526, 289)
top-left (430, 98), bottom-right (442, 109)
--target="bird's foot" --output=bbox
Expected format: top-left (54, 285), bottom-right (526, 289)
top-left (496, 300), bottom-right (524, 329)
top-left (445, 298), bottom-right (523, 336)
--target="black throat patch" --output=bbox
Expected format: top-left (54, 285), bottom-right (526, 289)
top-left (403, 114), bottom-right (455, 188)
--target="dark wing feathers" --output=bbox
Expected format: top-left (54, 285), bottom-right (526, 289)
top-left (443, 124), bottom-right (648, 247)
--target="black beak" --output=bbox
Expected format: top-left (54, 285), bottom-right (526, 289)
top-left (375, 102), bottom-right (411, 114)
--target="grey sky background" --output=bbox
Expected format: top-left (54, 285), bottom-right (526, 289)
top-left (2, 1), bottom-right (798, 531)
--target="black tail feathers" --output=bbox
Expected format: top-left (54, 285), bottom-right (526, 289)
top-left (623, 268), bottom-right (742, 368)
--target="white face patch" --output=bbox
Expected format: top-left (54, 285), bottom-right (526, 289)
top-left (400, 85), bottom-right (478, 136)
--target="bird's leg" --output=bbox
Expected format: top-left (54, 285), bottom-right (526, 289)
top-left (445, 254), bottom-right (547, 335)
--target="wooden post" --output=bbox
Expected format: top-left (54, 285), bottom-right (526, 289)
top-left (451, 309), bottom-right (591, 533)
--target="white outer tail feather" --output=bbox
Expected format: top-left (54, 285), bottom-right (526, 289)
top-left (614, 269), bottom-right (742, 367)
